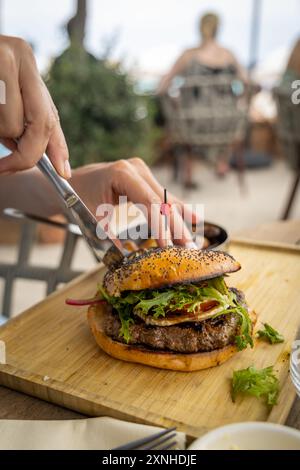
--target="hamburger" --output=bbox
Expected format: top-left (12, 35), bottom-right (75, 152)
top-left (88, 247), bottom-right (256, 371)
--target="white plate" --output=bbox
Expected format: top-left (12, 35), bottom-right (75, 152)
top-left (290, 341), bottom-right (300, 398)
top-left (188, 422), bottom-right (300, 450)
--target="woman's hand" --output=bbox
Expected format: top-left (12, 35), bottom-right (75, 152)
top-left (0, 35), bottom-right (70, 177)
top-left (71, 158), bottom-right (198, 248)
top-left (0, 159), bottom-right (198, 248)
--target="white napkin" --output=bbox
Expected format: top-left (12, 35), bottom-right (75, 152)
top-left (0, 417), bottom-right (186, 450)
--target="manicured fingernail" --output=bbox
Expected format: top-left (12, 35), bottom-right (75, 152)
top-left (64, 160), bottom-right (72, 179)
top-left (167, 239), bottom-right (174, 247)
top-left (55, 160), bottom-right (65, 177)
top-left (185, 241), bottom-right (198, 249)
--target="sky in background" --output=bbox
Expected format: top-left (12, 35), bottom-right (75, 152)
top-left (1, 0), bottom-right (300, 74)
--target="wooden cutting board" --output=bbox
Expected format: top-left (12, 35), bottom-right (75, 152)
top-left (0, 241), bottom-right (299, 438)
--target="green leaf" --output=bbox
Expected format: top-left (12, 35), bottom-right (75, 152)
top-left (119, 314), bottom-right (134, 343)
top-left (232, 365), bottom-right (280, 406)
top-left (98, 277), bottom-right (253, 348)
top-left (213, 296), bottom-right (253, 351)
top-left (134, 291), bottom-right (175, 318)
top-left (257, 323), bottom-right (284, 345)
top-left (98, 286), bottom-right (138, 343)
top-left (209, 277), bottom-right (230, 295)
top-left (233, 303), bottom-right (254, 351)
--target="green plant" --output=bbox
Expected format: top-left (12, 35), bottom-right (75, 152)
top-left (46, 46), bottom-right (159, 168)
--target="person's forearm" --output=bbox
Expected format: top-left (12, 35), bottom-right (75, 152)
top-left (0, 164), bottom-right (104, 220)
top-left (0, 168), bottom-right (64, 217)
top-left (0, 160), bottom-right (197, 248)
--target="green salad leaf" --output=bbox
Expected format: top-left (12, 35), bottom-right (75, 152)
top-left (233, 303), bottom-right (254, 350)
top-left (257, 323), bottom-right (284, 345)
top-left (98, 286), bottom-right (137, 342)
top-left (98, 277), bottom-right (253, 349)
top-left (133, 291), bottom-right (175, 318)
top-left (211, 291), bottom-right (253, 351)
top-left (232, 365), bottom-right (280, 406)
top-left (132, 278), bottom-right (233, 318)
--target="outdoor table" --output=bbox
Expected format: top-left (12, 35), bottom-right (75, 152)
top-left (0, 219), bottom-right (299, 431)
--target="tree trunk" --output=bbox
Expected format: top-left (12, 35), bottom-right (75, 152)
top-left (67, 0), bottom-right (87, 48)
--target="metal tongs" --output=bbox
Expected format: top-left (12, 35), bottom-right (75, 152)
top-left (37, 153), bottom-right (128, 266)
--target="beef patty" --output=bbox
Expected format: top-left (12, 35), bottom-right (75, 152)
top-left (103, 288), bottom-right (246, 354)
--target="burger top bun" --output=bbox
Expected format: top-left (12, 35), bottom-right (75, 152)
top-left (103, 247), bottom-right (241, 296)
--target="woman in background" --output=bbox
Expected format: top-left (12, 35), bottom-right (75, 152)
top-left (158, 13), bottom-right (249, 182)
top-left (158, 13), bottom-right (248, 94)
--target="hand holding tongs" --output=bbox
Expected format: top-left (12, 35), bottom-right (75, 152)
top-left (37, 153), bottom-right (128, 266)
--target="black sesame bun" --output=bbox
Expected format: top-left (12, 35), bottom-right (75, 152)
top-left (103, 247), bottom-right (241, 297)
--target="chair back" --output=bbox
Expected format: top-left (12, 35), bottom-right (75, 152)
top-left (0, 210), bottom-right (85, 319)
top-left (274, 86), bottom-right (300, 170)
top-left (161, 62), bottom-right (247, 150)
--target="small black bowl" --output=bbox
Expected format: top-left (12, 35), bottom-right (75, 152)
top-left (119, 221), bottom-right (229, 251)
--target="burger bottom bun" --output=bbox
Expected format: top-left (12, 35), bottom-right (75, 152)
top-left (87, 304), bottom-right (257, 372)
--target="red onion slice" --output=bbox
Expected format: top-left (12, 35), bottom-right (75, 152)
top-left (65, 297), bottom-right (107, 306)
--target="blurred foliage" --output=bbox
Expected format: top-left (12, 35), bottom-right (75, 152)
top-left (46, 46), bottom-right (160, 168)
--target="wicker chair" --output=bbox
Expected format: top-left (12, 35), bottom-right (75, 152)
top-left (161, 62), bottom-right (247, 181)
top-left (0, 209), bottom-right (93, 320)
top-left (274, 87), bottom-right (300, 219)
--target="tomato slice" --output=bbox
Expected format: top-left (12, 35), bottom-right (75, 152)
top-left (200, 300), bottom-right (219, 312)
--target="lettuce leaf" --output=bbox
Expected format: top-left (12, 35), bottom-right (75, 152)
top-left (232, 365), bottom-right (280, 406)
top-left (98, 286), bottom-right (137, 342)
top-left (133, 279), bottom-right (233, 317)
top-left (257, 323), bottom-right (284, 345)
top-left (230, 301), bottom-right (253, 351)
top-left (133, 291), bottom-right (175, 318)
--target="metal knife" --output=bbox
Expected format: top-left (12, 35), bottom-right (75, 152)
top-left (37, 153), bottom-right (128, 265)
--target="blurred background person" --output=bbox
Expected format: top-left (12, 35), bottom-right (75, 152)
top-left (158, 12), bottom-right (249, 185)
top-left (158, 12), bottom-right (249, 95)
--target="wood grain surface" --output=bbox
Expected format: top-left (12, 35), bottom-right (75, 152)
top-left (0, 240), bottom-right (299, 438)
top-left (234, 220), bottom-right (300, 246)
